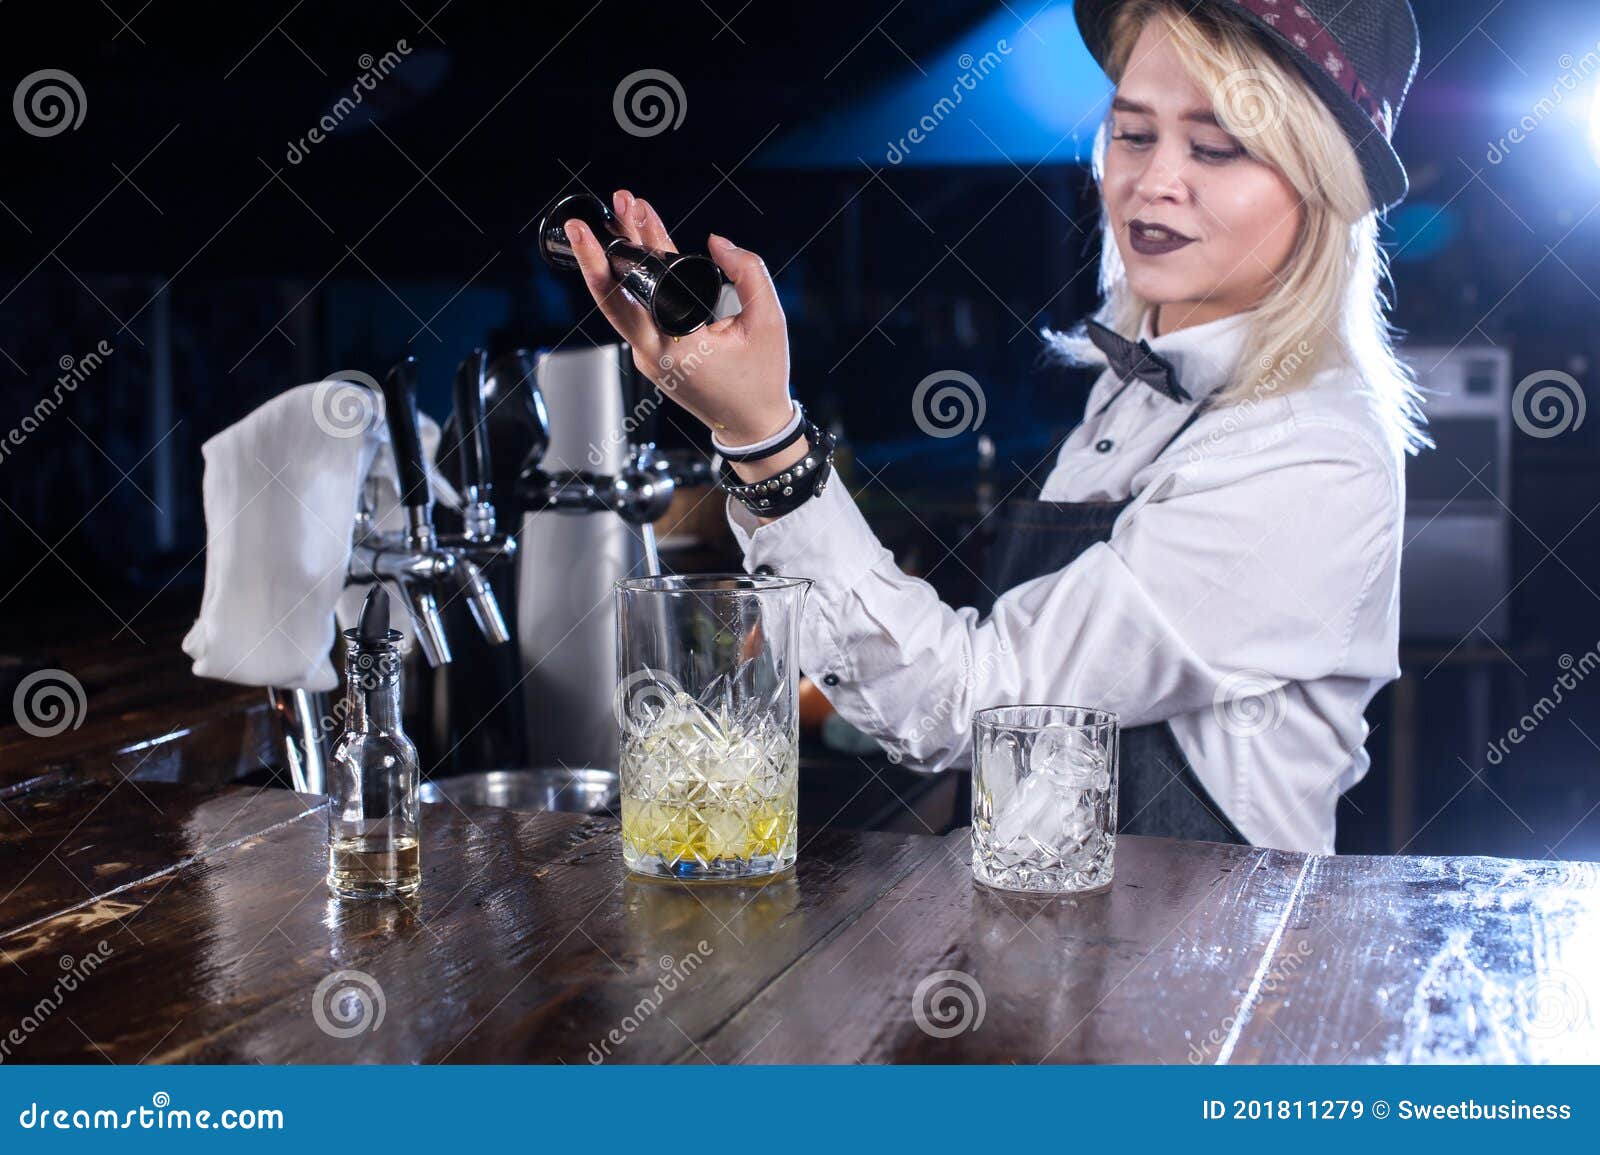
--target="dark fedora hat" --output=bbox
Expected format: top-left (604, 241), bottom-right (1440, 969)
top-left (1074, 0), bottom-right (1420, 212)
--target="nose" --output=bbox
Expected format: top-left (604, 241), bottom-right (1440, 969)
top-left (1132, 139), bottom-right (1191, 205)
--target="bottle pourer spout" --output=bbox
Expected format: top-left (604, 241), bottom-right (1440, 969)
top-left (357, 583), bottom-right (391, 643)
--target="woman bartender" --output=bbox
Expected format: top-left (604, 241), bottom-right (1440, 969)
top-left (563, 0), bottom-right (1428, 855)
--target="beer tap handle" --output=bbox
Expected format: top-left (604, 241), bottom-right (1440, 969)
top-left (480, 349), bottom-right (550, 503)
top-left (381, 357), bottom-right (433, 545)
top-left (452, 349), bottom-right (492, 500)
top-left (619, 341), bottom-right (660, 447)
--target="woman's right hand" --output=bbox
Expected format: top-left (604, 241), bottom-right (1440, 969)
top-left (563, 188), bottom-right (795, 447)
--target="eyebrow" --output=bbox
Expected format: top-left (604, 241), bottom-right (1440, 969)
top-left (1111, 95), bottom-right (1221, 127)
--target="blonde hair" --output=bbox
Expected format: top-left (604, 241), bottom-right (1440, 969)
top-left (1045, 0), bottom-right (1429, 453)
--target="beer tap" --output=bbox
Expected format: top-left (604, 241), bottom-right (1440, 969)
top-left (434, 349), bottom-right (517, 646)
top-left (473, 349), bottom-right (550, 504)
top-left (449, 349), bottom-right (498, 541)
top-left (270, 356), bottom-right (517, 796)
top-left (347, 356), bottom-right (513, 666)
top-left (514, 346), bottom-right (706, 551)
top-left (524, 441), bottom-right (679, 524)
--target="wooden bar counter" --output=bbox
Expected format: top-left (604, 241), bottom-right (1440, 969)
top-left (1, 777), bottom-right (1596, 1064)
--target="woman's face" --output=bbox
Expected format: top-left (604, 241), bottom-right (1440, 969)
top-left (1101, 23), bottom-right (1303, 332)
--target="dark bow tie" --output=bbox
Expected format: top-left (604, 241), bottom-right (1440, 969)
top-left (1085, 319), bottom-right (1190, 403)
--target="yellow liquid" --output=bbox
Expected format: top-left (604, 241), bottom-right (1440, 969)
top-left (328, 834), bottom-right (420, 898)
top-left (617, 692), bottom-right (798, 878)
top-left (621, 794), bottom-right (797, 872)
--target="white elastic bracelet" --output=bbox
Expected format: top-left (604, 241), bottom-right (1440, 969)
top-left (711, 399), bottom-right (802, 456)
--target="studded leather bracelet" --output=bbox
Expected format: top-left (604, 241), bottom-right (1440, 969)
top-left (719, 421), bottom-right (837, 518)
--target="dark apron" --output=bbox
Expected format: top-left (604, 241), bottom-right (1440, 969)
top-left (976, 404), bottom-right (1248, 845)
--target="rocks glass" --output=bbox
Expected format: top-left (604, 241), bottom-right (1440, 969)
top-left (971, 705), bottom-right (1118, 894)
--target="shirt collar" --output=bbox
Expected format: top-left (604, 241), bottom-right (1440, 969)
top-left (1132, 308), bottom-right (1253, 404)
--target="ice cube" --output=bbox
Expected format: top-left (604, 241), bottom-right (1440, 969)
top-left (1028, 729), bottom-right (1069, 777)
top-left (1035, 729), bottom-right (1105, 791)
top-left (1060, 803), bottom-right (1097, 851)
top-left (981, 734), bottom-right (1022, 804)
top-left (675, 691), bottom-right (729, 745)
top-left (990, 768), bottom-right (1060, 850)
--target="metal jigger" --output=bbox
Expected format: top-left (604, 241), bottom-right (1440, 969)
top-left (537, 192), bottom-right (726, 337)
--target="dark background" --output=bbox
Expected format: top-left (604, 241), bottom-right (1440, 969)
top-left (1, 0), bottom-right (1597, 859)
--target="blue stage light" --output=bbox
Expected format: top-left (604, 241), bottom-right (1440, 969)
top-left (1590, 80), bottom-right (1600, 168)
top-left (762, 4), bottom-right (1108, 170)
top-left (1382, 202), bottom-right (1461, 263)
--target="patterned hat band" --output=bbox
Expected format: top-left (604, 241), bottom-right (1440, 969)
top-left (1235, 0), bottom-right (1392, 137)
top-left (1075, 0), bottom-right (1416, 209)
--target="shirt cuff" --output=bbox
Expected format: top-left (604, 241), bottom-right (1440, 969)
top-left (725, 477), bottom-right (890, 590)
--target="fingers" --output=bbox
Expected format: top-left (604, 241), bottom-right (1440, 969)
top-left (611, 189), bottom-right (643, 246)
top-left (563, 220), bottom-right (658, 352)
top-left (612, 188), bottom-right (678, 253)
top-left (634, 197), bottom-right (678, 253)
top-left (707, 234), bottom-right (780, 328)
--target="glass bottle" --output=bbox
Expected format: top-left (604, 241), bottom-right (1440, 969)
top-left (326, 586), bottom-right (421, 899)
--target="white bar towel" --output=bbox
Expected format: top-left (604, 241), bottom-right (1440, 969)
top-left (182, 379), bottom-right (458, 691)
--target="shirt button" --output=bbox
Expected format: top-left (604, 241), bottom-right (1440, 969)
top-left (1095, 438), bottom-right (1115, 453)
top-left (822, 673), bottom-right (840, 687)
top-left (753, 564), bottom-right (775, 576)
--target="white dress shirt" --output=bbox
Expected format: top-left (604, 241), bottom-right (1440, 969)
top-left (726, 309), bottom-right (1406, 854)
